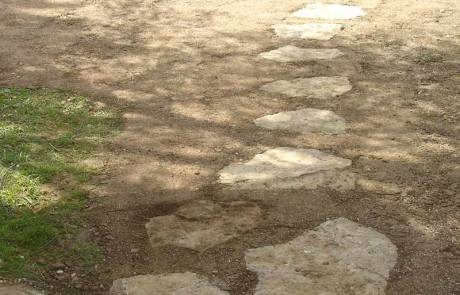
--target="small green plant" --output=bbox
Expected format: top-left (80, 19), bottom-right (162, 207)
top-left (73, 244), bottom-right (104, 269)
top-left (0, 88), bottom-right (120, 279)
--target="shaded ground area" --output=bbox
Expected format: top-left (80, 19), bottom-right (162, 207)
top-left (0, 0), bottom-right (459, 294)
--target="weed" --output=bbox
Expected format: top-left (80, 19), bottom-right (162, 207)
top-left (0, 88), bottom-right (120, 279)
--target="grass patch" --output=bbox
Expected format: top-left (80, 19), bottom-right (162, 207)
top-left (0, 88), bottom-right (120, 279)
top-left (73, 244), bottom-right (104, 269)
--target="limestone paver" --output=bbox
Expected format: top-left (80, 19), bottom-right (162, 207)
top-left (254, 108), bottom-right (346, 134)
top-left (273, 24), bottom-right (343, 40)
top-left (293, 4), bottom-right (366, 20)
top-left (260, 76), bottom-right (352, 99)
top-left (245, 218), bottom-right (397, 295)
top-left (258, 46), bottom-right (343, 63)
top-left (110, 272), bottom-right (229, 295)
top-left (145, 201), bottom-right (262, 251)
top-left (218, 148), bottom-right (356, 190)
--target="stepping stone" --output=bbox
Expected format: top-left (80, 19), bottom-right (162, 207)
top-left (293, 3), bottom-right (366, 20)
top-left (260, 76), bottom-right (352, 99)
top-left (218, 148), bottom-right (357, 190)
top-left (258, 46), bottom-right (343, 63)
top-left (110, 272), bottom-right (229, 295)
top-left (254, 108), bottom-right (346, 134)
top-left (273, 23), bottom-right (343, 40)
top-left (245, 218), bottom-right (397, 295)
top-left (145, 201), bottom-right (262, 251)
top-left (0, 285), bottom-right (43, 295)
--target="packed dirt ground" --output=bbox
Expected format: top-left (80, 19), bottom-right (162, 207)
top-left (1, 0), bottom-right (459, 294)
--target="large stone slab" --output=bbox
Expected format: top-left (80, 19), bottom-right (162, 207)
top-left (110, 272), bottom-right (229, 295)
top-left (0, 285), bottom-right (43, 295)
top-left (145, 201), bottom-right (262, 251)
top-left (218, 148), bottom-right (356, 190)
top-left (260, 77), bottom-right (352, 99)
top-left (258, 46), bottom-right (343, 63)
top-left (293, 4), bottom-right (366, 20)
top-left (273, 24), bottom-right (343, 40)
top-left (245, 218), bottom-right (397, 295)
top-left (254, 108), bottom-right (346, 134)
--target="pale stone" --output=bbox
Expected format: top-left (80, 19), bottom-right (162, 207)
top-left (293, 4), bottom-right (366, 20)
top-left (218, 148), bottom-right (356, 190)
top-left (258, 46), bottom-right (343, 63)
top-left (260, 77), bottom-right (352, 99)
top-left (245, 218), bottom-right (398, 295)
top-left (273, 24), bottom-right (343, 40)
top-left (0, 285), bottom-right (43, 295)
top-left (145, 201), bottom-right (262, 251)
top-left (254, 108), bottom-right (346, 134)
top-left (110, 272), bottom-right (229, 295)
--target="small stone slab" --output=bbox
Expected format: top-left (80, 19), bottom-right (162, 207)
top-left (260, 76), bottom-right (352, 99)
top-left (0, 285), bottom-right (43, 295)
top-left (110, 272), bottom-right (229, 295)
top-left (218, 148), bottom-right (356, 190)
top-left (273, 23), bottom-right (343, 40)
top-left (245, 218), bottom-right (397, 295)
top-left (145, 201), bottom-right (262, 251)
top-left (293, 3), bottom-right (366, 20)
top-left (254, 108), bottom-right (346, 134)
top-left (258, 46), bottom-right (343, 63)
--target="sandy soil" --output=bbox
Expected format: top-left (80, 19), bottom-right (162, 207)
top-left (1, 0), bottom-right (459, 294)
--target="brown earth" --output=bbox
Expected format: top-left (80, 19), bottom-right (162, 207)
top-left (1, 0), bottom-right (459, 294)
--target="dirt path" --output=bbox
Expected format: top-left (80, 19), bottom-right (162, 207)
top-left (1, 0), bottom-right (459, 294)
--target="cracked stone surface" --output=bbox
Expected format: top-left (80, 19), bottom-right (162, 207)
top-left (145, 201), bottom-right (262, 251)
top-left (258, 46), bottom-right (343, 63)
top-left (0, 285), bottom-right (43, 295)
top-left (218, 148), bottom-right (356, 190)
top-left (260, 76), bottom-right (352, 99)
top-left (273, 23), bottom-right (343, 40)
top-left (245, 218), bottom-right (398, 295)
top-left (254, 108), bottom-right (346, 134)
top-left (293, 4), bottom-right (366, 20)
top-left (110, 272), bottom-right (229, 295)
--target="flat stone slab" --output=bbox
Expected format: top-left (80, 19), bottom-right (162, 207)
top-left (254, 108), bottom-right (346, 134)
top-left (258, 46), bottom-right (343, 63)
top-left (0, 285), bottom-right (43, 295)
top-left (218, 148), bottom-right (356, 190)
top-left (293, 4), bottom-right (366, 20)
top-left (260, 76), bottom-right (352, 99)
top-left (245, 218), bottom-right (398, 295)
top-left (110, 272), bottom-right (229, 295)
top-left (273, 24), bottom-right (343, 40)
top-left (145, 201), bottom-right (262, 251)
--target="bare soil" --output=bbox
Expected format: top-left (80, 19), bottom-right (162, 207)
top-left (1, 0), bottom-right (459, 294)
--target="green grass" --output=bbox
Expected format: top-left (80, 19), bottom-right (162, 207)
top-left (0, 88), bottom-right (120, 279)
top-left (73, 244), bottom-right (104, 269)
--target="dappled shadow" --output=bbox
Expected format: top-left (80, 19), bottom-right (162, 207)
top-left (0, 0), bottom-right (460, 294)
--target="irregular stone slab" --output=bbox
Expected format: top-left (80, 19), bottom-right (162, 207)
top-left (258, 46), bottom-right (343, 63)
top-left (110, 272), bottom-right (229, 295)
top-left (260, 76), bottom-right (352, 99)
top-left (0, 285), bottom-right (43, 295)
top-left (145, 201), bottom-right (262, 251)
top-left (245, 218), bottom-right (397, 295)
top-left (218, 148), bottom-right (356, 190)
top-left (254, 108), bottom-right (346, 134)
top-left (273, 24), bottom-right (343, 40)
top-left (293, 4), bottom-right (366, 20)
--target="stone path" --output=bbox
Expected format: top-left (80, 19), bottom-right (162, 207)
top-left (245, 218), bottom-right (397, 295)
top-left (272, 23), bottom-right (343, 40)
top-left (260, 76), bottom-right (352, 99)
top-left (254, 108), bottom-right (346, 134)
top-left (217, 148), bottom-right (356, 190)
top-left (258, 46), bottom-right (343, 63)
top-left (110, 2), bottom-right (398, 294)
top-left (145, 201), bottom-right (262, 251)
top-left (110, 273), bottom-right (229, 295)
